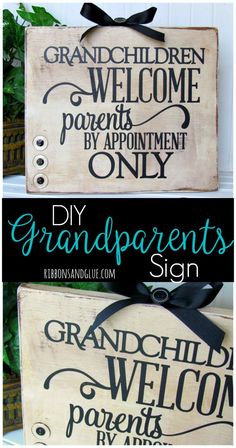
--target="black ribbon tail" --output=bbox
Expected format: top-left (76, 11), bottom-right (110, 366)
top-left (80, 25), bottom-right (98, 42)
top-left (127, 7), bottom-right (157, 25)
top-left (90, 298), bottom-right (132, 332)
top-left (131, 24), bottom-right (165, 42)
top-left (90, 296), bottom-right (147, 332)
top-left (170, 282), bottom-right (223, 308)
top-left (168, 307), bottom-right (225, 353)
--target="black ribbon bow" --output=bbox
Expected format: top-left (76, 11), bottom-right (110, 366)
top-left (91, 282), bottom-right (224, 353)
top-left (80, 3), bottom-right (165, 42)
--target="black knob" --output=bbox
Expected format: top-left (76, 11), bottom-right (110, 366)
top-left (36, 139), bottom-right (45, 147)
top-left (36, 427), bottom-right (46, 436)
top-left (37, 176), bottom-right (45, 185)
top-left (151, 288), bottom-right (170, 305)
top-left (36, 158), bottom-right (44, 166)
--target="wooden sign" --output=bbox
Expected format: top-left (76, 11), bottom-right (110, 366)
top-left (26, 27), bottom-right (218, 193)
top-left (18, 284), bottom-right (233, 445)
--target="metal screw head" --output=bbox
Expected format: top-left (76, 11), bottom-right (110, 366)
top-left (33, 135), bottom-right (48, 151)
top-left (36, 427), bottom-right (46, 436)
top-left (36, 158), bottom-right (44, 166)
top-left (37, 176), bottom-right (45, 185)
top-left (114, 17), bottom-right (126, 23)
top-left (33, 155), bottom-right (48, 170)
top-left (151, 288), bottom-right (170, 305)
top-left (31, 422), bottom-right (51, 440)
top-left (36, 139), bottom-right (44, 147)
top-left (34, 174), bottom-right (48, 188)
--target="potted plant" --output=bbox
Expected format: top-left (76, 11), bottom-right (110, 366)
top-left (3, 281), bottom-right (107, 433)
top-left (3, 282), bottom-right (22, 433)
top-left (3, 3), bottom-right (61, 176)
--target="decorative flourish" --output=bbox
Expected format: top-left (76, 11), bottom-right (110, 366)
top-left (44, 368), bottom-right (111, 399)
top-left (133, 104), bottom-right (190, 129)
top-left (163, 421), bottom-right (233, 437)
top-left (42, 82), bottom-right (93, 106)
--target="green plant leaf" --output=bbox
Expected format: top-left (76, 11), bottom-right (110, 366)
top-left (3, 283), bottom-right (18, 321)
top-left (4, 4), bottom-right (61, 120)
top-left (3, 9), bottom-right (15, 25)
top-left (3, 347), bottom-right (11, 368)
top-left (8, 333), bottom-right (20, 375)
top-left (71, 282), bottom-right (108, 292)
top-left (36, 282), bottom-right (108, 292)
top-left (3, 325), bottom-right (12, 344)
top-left (31, 6), bottom-right (61, 24)
top-left (8, 311), bottom-right (18, 335)
top-left (16, 46), bottom-right (25, 63)
top-left (14, 87), bottom-right (24, 103)
top-left (4, 67), bottom-right (24, 104)
top-left (17, 6), bottom-right (60, 26)
top-left (3, 94), bottom-right (8, 106)
top-left (3, 85), bottom-right (15, 94)
top-left (18, 3), bottom-right (27, 12)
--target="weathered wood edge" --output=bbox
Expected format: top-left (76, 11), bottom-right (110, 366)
top-left (17, 283), bottom-right (232, 318)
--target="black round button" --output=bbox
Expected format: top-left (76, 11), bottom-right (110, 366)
top-left (36, 139), bottom-right (45, 147)
top-left (114, 17), bottom-right (126, 23)
top-left (36, 158), bottom-right (44, 166)
top-left (37, 176), bottom-right (45, 185)
top-left (32, 422), bottom-right (51, 439)
top-left (151, 288), bottom-right (170, 305)
top-left (36, 427), bottom-right (46, 436)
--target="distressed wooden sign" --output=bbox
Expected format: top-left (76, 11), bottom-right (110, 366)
top-left (26, 27), bottom-right (218, 193)
top-left (18, 284), bottom-right (233, 445)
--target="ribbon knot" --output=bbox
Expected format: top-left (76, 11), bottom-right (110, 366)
top-left (80, 3), bottom-right (165, 42)
top-left (91, 282), bottom-right (224, 353)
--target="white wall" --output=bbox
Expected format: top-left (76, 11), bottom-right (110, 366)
top-left (4, 2), bottom-right (233, 180)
